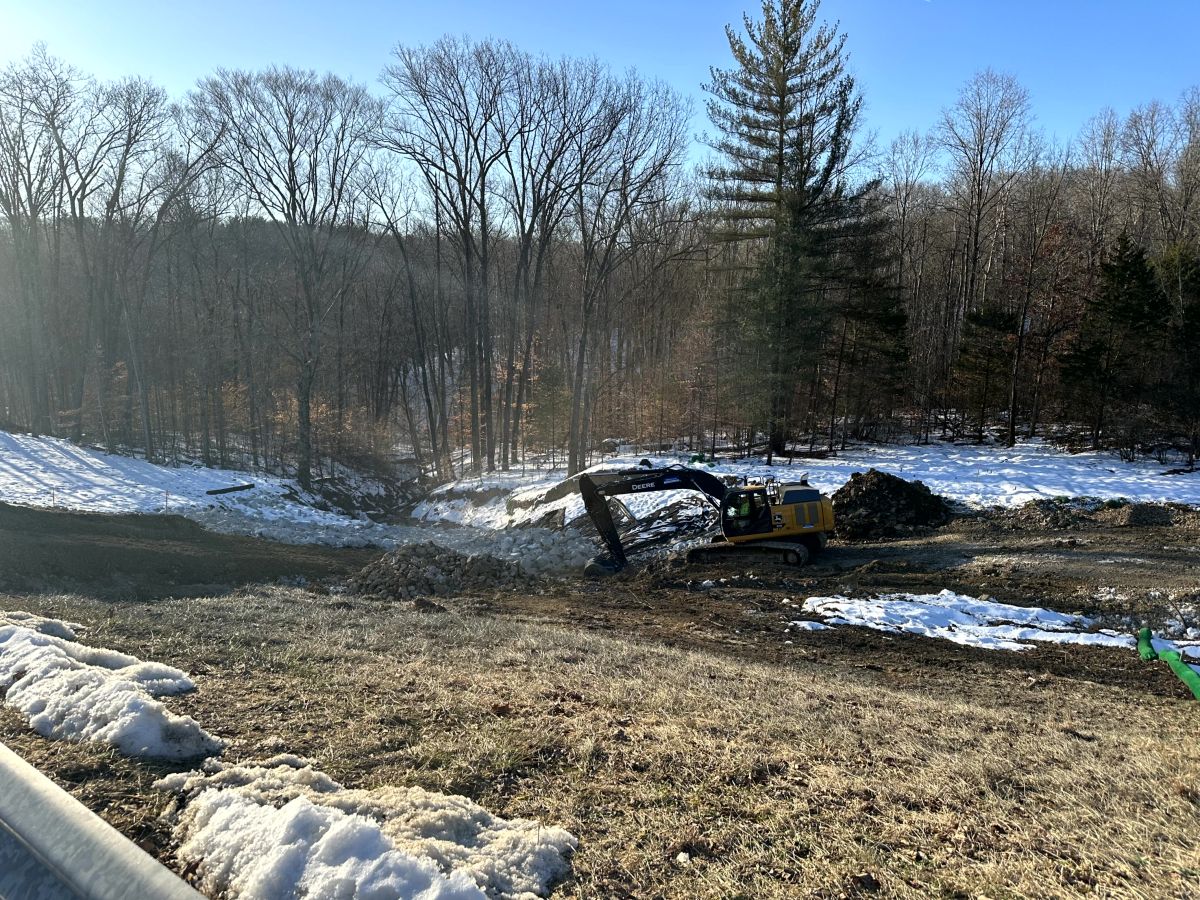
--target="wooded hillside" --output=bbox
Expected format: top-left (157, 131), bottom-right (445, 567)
top-left (2, 0), bottom-right (1198, 485)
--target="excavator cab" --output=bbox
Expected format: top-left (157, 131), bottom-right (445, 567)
top-left (721, 487), bottom-right (774, 538)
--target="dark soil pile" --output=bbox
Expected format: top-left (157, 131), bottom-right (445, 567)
top-left (986, 498), bottom-right (1200, 532)
top-left (1094, 502), bottom-right (1174, 527)
top-left (832, 469), bottom-right (952, 541)
top-left (348, 542), bottom-right (531, 601)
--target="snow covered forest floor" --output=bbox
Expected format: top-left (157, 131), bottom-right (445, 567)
top-left (414, 439), bottom-right (1200, 529)
top-left (6, 430), bottom-right (1200, 536)
top-left (4, 428), bottom-right (1199, 572)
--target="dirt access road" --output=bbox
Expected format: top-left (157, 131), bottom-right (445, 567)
top-left (0, 501), bottom-right (377, 598)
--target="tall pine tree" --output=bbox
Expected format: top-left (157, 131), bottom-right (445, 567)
top-left (704, 0), bottom-right (877, 456)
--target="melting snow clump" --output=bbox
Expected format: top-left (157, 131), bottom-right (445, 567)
top-left (787, 620), bottom-right (834, 632)
top-left (157, 755), bottom-right (577, 899)
top-left (0, 616), bottom-right (223, 760)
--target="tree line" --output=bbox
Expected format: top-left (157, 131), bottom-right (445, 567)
top-left (1, 0), bottom-right (1198, 490)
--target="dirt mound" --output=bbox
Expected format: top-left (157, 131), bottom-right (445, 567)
top-left (832, 469), bottom-right (951, 541)
top-left (1003, 498), bottom-right (1099, 530)
top-left (984, 498), bottom-right (1200, 532)
top-left (1094, 502), bottom-right (1174, 527)
top-left (348, 542), bottom-right (533, 601)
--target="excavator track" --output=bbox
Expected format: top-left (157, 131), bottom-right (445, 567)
top-left (686, 540), bottom-right (810, 567)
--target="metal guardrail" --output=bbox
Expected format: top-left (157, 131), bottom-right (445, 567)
top-left (0, 741), bottom-right (203, 900)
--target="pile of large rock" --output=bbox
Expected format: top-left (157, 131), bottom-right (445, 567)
top-left (486, 528), bottom-right (595, 572)
top-left (348, 543), bottom-right (532, 601)
top-left (832, 468), bottom-right (952, 540)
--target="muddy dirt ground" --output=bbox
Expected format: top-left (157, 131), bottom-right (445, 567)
top-left (479, 510), bottom-right (1200, 700)
top-left (0, 501), bottom-right (378, 598)
top-left (1, 501), bottom-right (1196, 700)
top-left (2, 502), bottom-right (1198, 898)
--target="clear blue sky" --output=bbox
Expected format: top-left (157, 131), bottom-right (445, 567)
top-left (2, 0), bottom-right (1198, 153)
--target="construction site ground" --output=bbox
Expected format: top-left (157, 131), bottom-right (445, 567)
top-left (1, 502), bottom-right (1197, 898)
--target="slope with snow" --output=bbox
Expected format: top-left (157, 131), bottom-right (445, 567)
top-left (0, 613), bottom-right (223, 760)
top-left (0, 431), bottom-right (387, 544)
top-left (0, 431), bottom-right (592, 571)
top-left (415, 441), bottom-right (1200, 529)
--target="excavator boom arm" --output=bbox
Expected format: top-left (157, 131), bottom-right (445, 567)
top-left (579, 466), bottom-right (728, 570)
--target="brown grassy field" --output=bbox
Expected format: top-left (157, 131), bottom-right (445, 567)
top-left (3, 584), bottom-right (1197, 899)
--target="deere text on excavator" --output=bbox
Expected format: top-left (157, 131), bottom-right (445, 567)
top-left (579, 463), bottom-right (834, 575)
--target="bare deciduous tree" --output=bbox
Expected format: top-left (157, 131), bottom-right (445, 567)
top-left (195, 67), bottom-right (378, 488)
top-left (939, 69), bottom-right (1032, 318)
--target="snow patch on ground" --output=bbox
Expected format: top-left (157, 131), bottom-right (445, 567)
top-left (797, 590), bottom-right (1200, 673)
top-left (800, 590), bottom-right (1134, 652)
top-left (787, 620), bottom-right (834, 631)
top-left (0, 609), bottom-right (82, 640)
top-left (0, 618), bottom-right (222, 759)
top-left (0, 430), bottom-right (362, 528)
top-left (158, 756), bottom-right (577, 899)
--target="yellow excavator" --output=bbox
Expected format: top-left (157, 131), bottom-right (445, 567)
top-left (579, 463), bottom-right (834, 575)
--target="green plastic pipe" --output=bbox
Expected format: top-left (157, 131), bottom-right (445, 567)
top-left (1138, 627), bottom-right (1200, 700)
top-left (1137, 627), bottom-right (1158, 661)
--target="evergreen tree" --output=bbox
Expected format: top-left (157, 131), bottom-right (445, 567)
top-left (1157, 245), bottom-right (1200, 464)
top-left (1064, 234), bottom-right (1170, 450)
top-left (704, 0), bottom-right (877, 456)
top-left (705, 0), bottom-right (862, 236)
top-left (823, 212), bottom-right (908, 448)
top-left (954, 306), bottom-right (1017, 442)
top-left (1172, 294), bottom-right (1200, 464)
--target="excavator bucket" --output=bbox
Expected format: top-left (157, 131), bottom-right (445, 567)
top-left (580, 473), bottom-right (627, 571)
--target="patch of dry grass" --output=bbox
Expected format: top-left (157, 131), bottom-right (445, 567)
top-left (2, 588), bottom-right (1198, 899)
